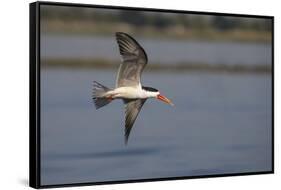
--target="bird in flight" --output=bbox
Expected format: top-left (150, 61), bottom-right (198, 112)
top-left (93, 32), bottom-right (174, 144)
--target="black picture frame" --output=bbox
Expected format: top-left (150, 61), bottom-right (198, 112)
top-left (29, 1), bottom-right (274, 188)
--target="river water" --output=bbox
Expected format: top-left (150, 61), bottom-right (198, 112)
top-left (40, 68), bottom-right (272, 185)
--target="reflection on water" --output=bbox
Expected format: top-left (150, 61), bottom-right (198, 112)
top-left (40, 68), bottom-right (272, 185)
top-left (45, 146), bottom-right (166, 161)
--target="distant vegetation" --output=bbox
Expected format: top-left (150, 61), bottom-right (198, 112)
top-left (41, 5), bottom-right (272, 42)
top-left (40, 6), bottom-right (272, 74)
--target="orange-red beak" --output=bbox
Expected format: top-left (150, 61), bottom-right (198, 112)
top-left (157, 94), bottom-right (174, 106)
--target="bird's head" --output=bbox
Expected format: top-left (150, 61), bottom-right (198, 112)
top-left (142, 86), bottom-right (174, 106)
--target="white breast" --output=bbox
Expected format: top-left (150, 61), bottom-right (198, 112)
top-left (112, 86), bottom-right (144, 99)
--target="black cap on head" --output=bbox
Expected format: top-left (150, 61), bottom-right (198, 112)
top-left (142, 86), bottom-right (158, 92)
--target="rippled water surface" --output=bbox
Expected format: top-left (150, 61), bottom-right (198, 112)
top-left (40, 68), bottom-right (272, 185)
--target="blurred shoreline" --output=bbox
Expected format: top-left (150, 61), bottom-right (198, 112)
top-left (41, 20), bottom-right (271, 43)
top-left (41, 59), bottom-right (271, 74)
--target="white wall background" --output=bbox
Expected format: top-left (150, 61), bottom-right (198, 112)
top-left (0, 0), bottom-right (279, 189)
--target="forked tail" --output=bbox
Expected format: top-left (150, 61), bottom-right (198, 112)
top-left (92, 81), bottom-right (112, 109)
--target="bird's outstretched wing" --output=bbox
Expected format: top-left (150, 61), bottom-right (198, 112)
top-left (115, 32), bottom-right (148, 88)
top-left (124, 99), bottom-right (146, 144)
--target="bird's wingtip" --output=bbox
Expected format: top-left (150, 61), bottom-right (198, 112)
top-left (115, 32), bottom-right (125, 37)
top-left (116, 32), bottom-right (132, 39)
top-left (124, 129), bottom-right (131, 145)
top-left (124, 136), bottom-right (129, 145)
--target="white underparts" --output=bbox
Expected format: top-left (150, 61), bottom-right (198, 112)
top-left (105, 86), bottom-right (159, 99)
